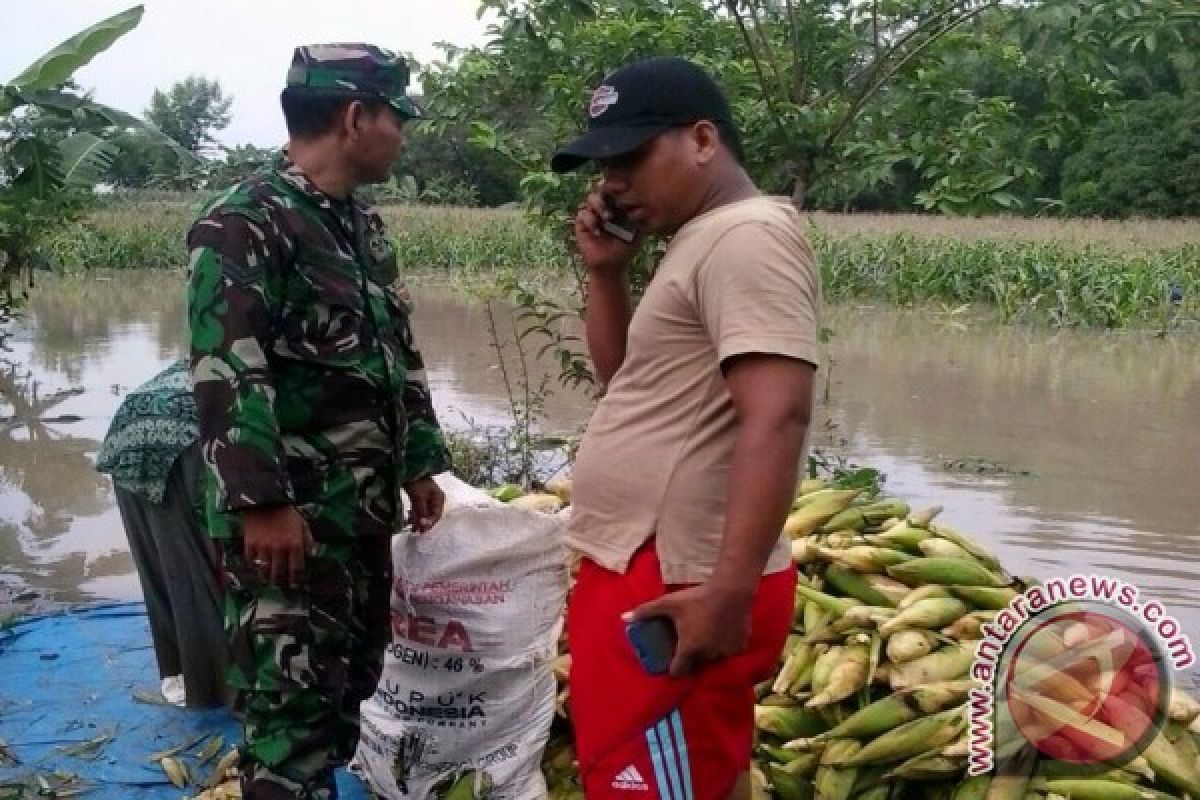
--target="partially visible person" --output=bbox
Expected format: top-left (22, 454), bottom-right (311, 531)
top-left (552, 57), bottom-right (821, 800)
top-left (187, 43), bottom-right (450, 799)
top-left (96, 358), bottom-right (229, 709)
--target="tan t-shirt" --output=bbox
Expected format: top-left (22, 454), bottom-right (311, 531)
top-left (567, 195), bottom-right (822, 584)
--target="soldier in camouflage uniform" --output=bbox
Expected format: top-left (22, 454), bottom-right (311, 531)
top-left (186, 44), bottom-right (451, 799)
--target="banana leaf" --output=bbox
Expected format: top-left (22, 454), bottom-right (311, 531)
top-left (8, 5), bottom-right (144, 91)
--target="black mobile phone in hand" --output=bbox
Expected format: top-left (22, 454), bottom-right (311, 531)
top-left (626, 616), bottom-right (677, 675)
top-left (601, 195), bottom-right (637, 243)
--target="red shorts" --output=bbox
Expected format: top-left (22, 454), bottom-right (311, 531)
top-left (566, 542), bottom-right (796, 800)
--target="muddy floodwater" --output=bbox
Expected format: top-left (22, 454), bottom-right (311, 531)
top-left (1, 271), bottom-right (1197, 667)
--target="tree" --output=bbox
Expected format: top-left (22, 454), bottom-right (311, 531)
top-left (394, 124), bottom-right (521, 206)
top-left (201, 143), bottom-right (280, 188)
top-left (424, 0), bottom-right (1199, 220)
top-left (0, 5), bottom-right (188, 318)
top-left (1061, 91), bottom-right (1200, 218)
top-left (104, 128), bottom-right (176, 187)
top-left (145, 75), bottom-right (232, 155)
top-left (431, 0), bottom-right (1009, 212)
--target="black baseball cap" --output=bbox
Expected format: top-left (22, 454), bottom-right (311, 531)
top-left (551, 57), bottom-right (734, 173)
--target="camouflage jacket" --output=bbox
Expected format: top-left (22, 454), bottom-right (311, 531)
top-left (186, 157), bottom-right (450, 540)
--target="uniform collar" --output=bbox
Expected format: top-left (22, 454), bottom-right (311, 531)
top-left (273, 152), bottom-right (366, 219)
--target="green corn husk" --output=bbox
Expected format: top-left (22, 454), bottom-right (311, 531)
top-left (820, 546), bottom-right (916, 574)
top-left (807, 644), bottom-right (870, 707)
top-left (952, 774), bottom-right (991, 800)
top-left (767, 759), bottom-right (818, 800)
top-left (868, 522), bottom-right (933, 552)
top-left (1141, 729), bottom-right (1200, 797)
top-left (440, 770), bottom-right (494, 800)
top-left (838, 707), bottom-right (966, 766)
top-left (815, 740), bottom-right (862, 800)
top-left (948, 585), bottom-right (1019, 610)
top-left (826, 565), bottom-right (905, 607)
top-left (879, 598), bottom-right (970, 637)
top-left (907, 506), bottom-right (944, 528)
top-left (888, 643), bottom-right (976, 690)
top-left (758, 743), bottom-right (798, 764)
top-left (887, 557), bottom-right (1008, 588)
top-left (804, 601), bottom-right (833, 637)
top-left (795, 585), bottom-right (864, 616)
top-left (886, 629), bottom-right (938, 663)
top-left (1034, 761), bottom-right (1144, 784)
top-left (929, 523), bottom-right (1004, 572)
top-left (820, 508), bottom-right (869, 534)
top-left (885, 752), bottom-right (965, 781)
top-left (896, 585), bottom-right (955, 610)
top-left (810, 645), bottom-right (847, 696)
top-left (830, 605), bottom-right (897, 635)
top-left (942, 610), bottom-right (996, 640)
top-left (1033, 779), bottom-right (1181, 800)
top-left (784, 490), bottom-right (864, 538)
top-left (792, 487), bottom-right (838, 509)
top-left (825, 530), bottom-right (872, 549)
top-left (861, 501), bottom-right (910, 524)
top-left (801, 681), bottom-right (971, 743)
top-left (774, 642), bottom-right (816, 695)
top-left (754, 705), bottom-right (829, 740)
top-left (849, 765), bottom-right (890, 795)
top-left (918, 537), bottom-right (977, 561)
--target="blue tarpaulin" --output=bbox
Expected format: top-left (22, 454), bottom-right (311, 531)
top-left (0, 601), bottom-right (368, 798)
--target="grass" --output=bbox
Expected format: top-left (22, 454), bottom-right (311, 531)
top-left (804, 211), bottom-right (1200, 251)
top-left (31, 200), bottom-right (1200, 330)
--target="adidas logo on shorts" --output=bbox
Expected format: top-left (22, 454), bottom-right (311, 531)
top-left (612, 765), bottom-right (649, 791)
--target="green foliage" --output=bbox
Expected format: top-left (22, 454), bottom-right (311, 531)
top-left (427, 0), bottom-right (1018, 215)
top-left (814, 230), bottom-right (1199, 328)
top-left (145, 75), bottom-right (232, 155)
top-left (393, 106), bottom-right (522, 206)
top-left (199, 144), bottom-right (278, 188)
top-left (413, 0), bottom-right (1198, 219)
top-left (103, 76), bottom-right (236, 188)
top-left (0, 4), bottom-right (182, 319)
top-left (37, 204), bottom-right (1199, 330)
top-left (1061, 91), bottom-right (1200, 218)
top-left (6, 6), bottom-right (143, 92)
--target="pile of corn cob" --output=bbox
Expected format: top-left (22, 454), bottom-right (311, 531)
top-left (500, 479), bottom-right (1200, 800)
top-left (750, 480), bottom-right (1200, 800)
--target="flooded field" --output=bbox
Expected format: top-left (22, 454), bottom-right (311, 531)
top-left (1, 271), bottom-right (1196, 651)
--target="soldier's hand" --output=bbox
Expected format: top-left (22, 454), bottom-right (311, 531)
top-left (242, 505), bottom-right (315, 587)
top-left (403, 477), bottom-right (445, 533)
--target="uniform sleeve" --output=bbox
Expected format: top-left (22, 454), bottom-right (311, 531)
top-left (695, 221), bottom-right (822, 369)
top-left (187, 210), bottom-right (294, 512)
top-left (398, 324), bottom-right (452, 483)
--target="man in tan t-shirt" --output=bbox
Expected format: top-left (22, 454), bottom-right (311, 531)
top-left (551, 57), bottom-right (820, 800)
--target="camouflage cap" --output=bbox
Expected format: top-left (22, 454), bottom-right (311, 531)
top-left (286, 43), bottom-right (421, 119)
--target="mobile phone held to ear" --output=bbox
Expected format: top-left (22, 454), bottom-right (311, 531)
top-left (601, 195), bottom-right (637, 243)
top-left (625, 615), bottom-right (677, 675)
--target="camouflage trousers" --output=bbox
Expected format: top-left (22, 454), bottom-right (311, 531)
top-left (222, 536), bottom-right (392, 799)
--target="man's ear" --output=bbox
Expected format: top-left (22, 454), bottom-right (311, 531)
top-left (344, 100), bottom-right (365, 139)
top-left (692, 120), bottom-right (720, 166)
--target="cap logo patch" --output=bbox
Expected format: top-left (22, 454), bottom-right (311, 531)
top-left (589, 85), bottom-right (619, 118)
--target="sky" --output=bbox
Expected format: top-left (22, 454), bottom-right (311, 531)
top-left (3, 0), bottom-right (493, 148)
